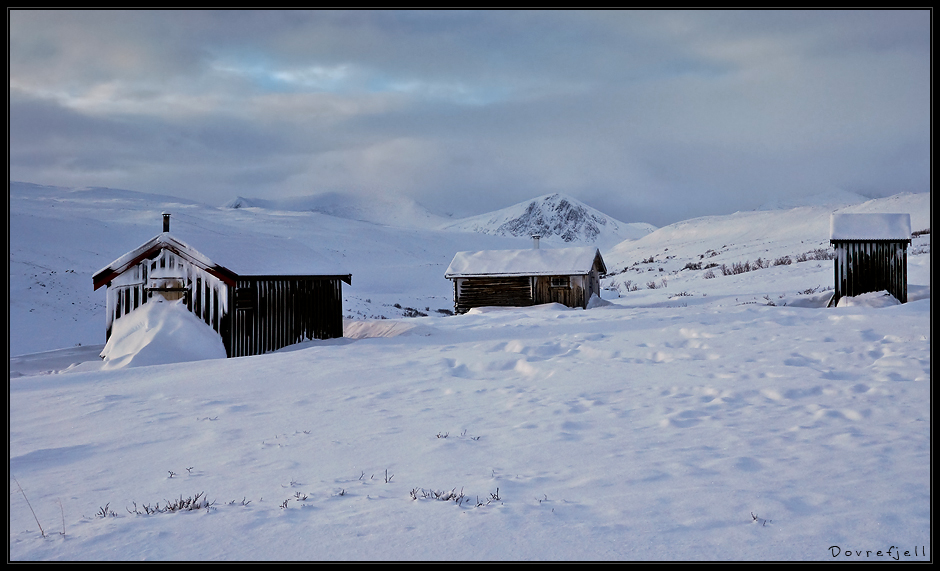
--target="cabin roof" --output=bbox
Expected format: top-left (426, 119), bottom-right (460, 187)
top-left (94, 232), bottom-right (351, 290)
top-left (830, 213), bottom-right (912, 241)
top-left (445, 246), bottom-right (606, 278)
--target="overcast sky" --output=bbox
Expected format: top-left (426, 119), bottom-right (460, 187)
top-left (9, 10), bottom-right (931, 226)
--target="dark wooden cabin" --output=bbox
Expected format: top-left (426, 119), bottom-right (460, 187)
top-left (93, 213), bottom-right (351, 357)
top-left (445, 239), bottom-right (607, 314)
top-left (829, 213), bottom-right (911, 306)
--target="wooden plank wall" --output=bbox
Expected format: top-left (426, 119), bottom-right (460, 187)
top-left (103, 249), bottom-right (345, 358)
top-left (454, 276), bottom-right (534, 314)
top-left (533, 275), bottom-right (586, 309)
top-left (229, 277), bottom-right (344, 358)
top-left (833, 240), bottom-right (908, 305)
top-left (454, 273), bottom-right (597, 313)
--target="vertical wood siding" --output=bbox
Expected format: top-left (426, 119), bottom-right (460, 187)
top-left (533, 275), bottom-right (587, 308)
top-left (229, 277), bottom-right (344, 358)
top-left (832, 240), bottom-right (908, 305)
top-left (102, 247), bottom-right (346, 358)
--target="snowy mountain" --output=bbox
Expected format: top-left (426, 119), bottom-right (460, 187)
top-left (441, 193), bottom-right (656, 248)
top-left (225, 191), bottom-right (451, 230)
top-left (8, 181), bottom-right (931, 561)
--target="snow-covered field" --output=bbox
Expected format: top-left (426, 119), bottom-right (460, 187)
top-left (9, 184), bottom-right (931, 561)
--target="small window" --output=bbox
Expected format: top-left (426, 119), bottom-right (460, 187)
top-left (550, 276), bottom-right (570, 288)
top-left (235, 287), bottom-right (256, 310)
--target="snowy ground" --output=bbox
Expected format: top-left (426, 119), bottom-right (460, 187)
top-left (9, 184), bottom-right (931, 561)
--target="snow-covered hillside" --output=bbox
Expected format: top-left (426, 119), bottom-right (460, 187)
top-left (8, 181), bottom-right (530, 356)
top-left (225, 191), bottom-right (452, 230)
top-left (600, 193), bottom-right (931, 305)
top-left (8, 182), bottom-right (931, 561)
top-left (441, 193), bottom-right (656, 248)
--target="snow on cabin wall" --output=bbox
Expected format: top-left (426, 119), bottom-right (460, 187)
top-left (106, 248), bottom-right (228, 341)
top-left (100, 298), bottom-right (227, 369)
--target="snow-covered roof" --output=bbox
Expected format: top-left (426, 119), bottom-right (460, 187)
top-left (94, 234), bottom-right (217, 278)
top-left (94, 231), bottom-right (351, 290)
top-left (93, 233), bottom-right (237, 290)
top-left (445, 246), bottom-right (606, 278)
top-left (830, 213), bottom-right (911, 241)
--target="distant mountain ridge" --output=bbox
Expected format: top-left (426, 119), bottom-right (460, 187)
top-left (441, 193), bottom-right (656, 247)
top-left (225, 191), bottom-right (656, 247)
top-left (757, 189), bottom-right (870, 211)
top-left (225, 192), bottom-right (451, 229)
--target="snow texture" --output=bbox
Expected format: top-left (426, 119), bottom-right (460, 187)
top-left (445, 246), bottom-right (602, 278)
top-left (830, 213), bottom-right (912, 241)
top-left (585, 293), bottom-right (611, 309)
top-left (835, 291), bottom-right (901, 308)
top-left (99, 298), bottom-right (227, 369)
top-left (8, 182), bottom-right (931, 561)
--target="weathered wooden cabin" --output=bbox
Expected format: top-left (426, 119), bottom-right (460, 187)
top-left (93, 213), bottom-right (351, 357)
top-left (445, 238), bottom-right (607, 314)
top-left (829, 213), bottom-right (911, 306)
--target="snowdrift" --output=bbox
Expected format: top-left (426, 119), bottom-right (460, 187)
top-left (835, 291), bottom-right (902, 308)
top-left (99, 299), bottom-right (226, 369)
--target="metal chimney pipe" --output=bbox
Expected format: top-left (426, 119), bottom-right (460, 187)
top-left (162, 212), bottom-right (170, 233)
top-left (532, 234), bottom-right (540, 249)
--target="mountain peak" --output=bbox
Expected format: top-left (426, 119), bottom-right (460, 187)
top-left (225, 196), bottom-right (257, 209)
top-left (442, 193), bottom-right (655, 248)
top-left (498, 194), bottom-right (607, 242)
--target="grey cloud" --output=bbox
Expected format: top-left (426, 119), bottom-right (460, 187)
top-left (9, 10), bottom-right (930, 226)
